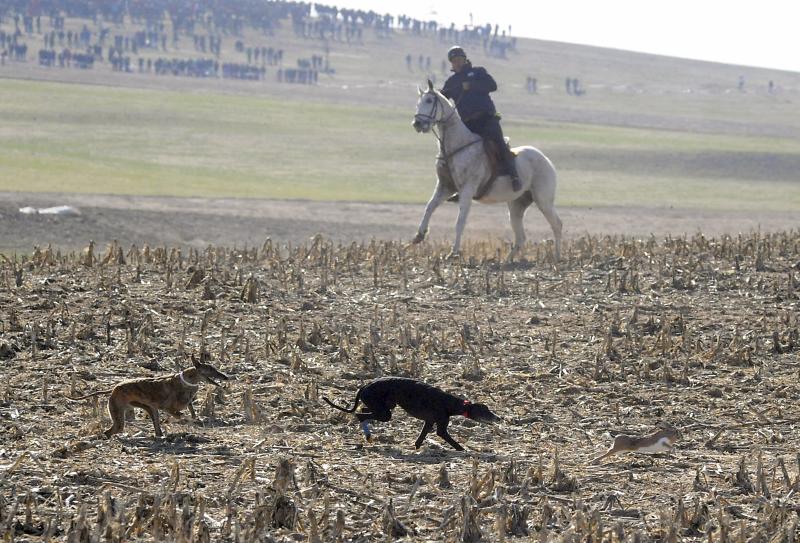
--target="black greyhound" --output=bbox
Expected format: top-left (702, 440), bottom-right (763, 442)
top-left (323, 377), bottom-right (500, 451)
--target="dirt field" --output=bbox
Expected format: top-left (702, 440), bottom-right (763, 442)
top-left (1, 212), bottom-right (799, 541)
top-left (1, 8), bottom-right (799, 541)
top-left (2, 191), bottom-right (798, 254)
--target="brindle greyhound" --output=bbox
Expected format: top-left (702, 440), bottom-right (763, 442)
top-left (324, 377), bottom-right (501, 451)
top-left (66, 354), bottom-right (229, 438)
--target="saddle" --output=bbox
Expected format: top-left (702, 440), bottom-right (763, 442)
top-left (443, 137), bottom-right (518, 202)
top-left (483, 138), bottom-right (516, 178)
top-left (473, 138), bottom-right (517, 200)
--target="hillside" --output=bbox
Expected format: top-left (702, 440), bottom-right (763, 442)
top-left (1, 3), bottom-right (799, 219)
top-left (3, 5), bottom-right (800, 137)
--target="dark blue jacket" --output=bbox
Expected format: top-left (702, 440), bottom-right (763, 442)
top-left (441, 61), bottom-right (497, 121)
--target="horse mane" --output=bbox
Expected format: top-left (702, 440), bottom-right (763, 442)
top-left (434, 88), bottom-right (454, 109)
top-left (424, 79), bottom-right (455, 111)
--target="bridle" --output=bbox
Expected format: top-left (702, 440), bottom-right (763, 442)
top-left (415, 91), bottom-right (481, 160)
top-left (414, 91), bottom-right (455, 138)
top-left (415, 88), bottom-right (492, 199)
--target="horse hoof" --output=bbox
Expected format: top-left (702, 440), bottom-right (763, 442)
top-left (446, 251), bottom-right (460, 260)
top-left (411, 233), bottom-right (425, 244)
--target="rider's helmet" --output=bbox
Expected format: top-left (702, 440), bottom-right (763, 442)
top-left (447, 46), bottom-right (467, 61)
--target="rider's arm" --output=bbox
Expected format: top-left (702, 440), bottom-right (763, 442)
top-left (469, 68), bottom-right (497, 94)
top-left (441, 77), bottom-right (458, 99)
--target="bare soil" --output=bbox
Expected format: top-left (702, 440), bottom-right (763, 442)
top-left (2, 191), bottom-right (797, 254)
top-left (1, 218), bottom-right (799, 541)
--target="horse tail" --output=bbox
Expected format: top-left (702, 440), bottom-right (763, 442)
top-left (323, 389), bottom-right (362, 413)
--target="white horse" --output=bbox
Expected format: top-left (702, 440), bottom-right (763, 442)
top-left (411, 80), bottom-right (562, 261)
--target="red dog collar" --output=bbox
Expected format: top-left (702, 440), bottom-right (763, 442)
top-left (462, 400), bottom-right (471, 418)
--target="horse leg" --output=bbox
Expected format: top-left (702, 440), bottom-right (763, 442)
top-left (507, 192), bottom-right (533, 260)
top-left (414, 178), bottom-right (450, 243)
top-left (535, 198), bottom-right (563, 262)
top-left (451, 183), bottom-right (476, 257)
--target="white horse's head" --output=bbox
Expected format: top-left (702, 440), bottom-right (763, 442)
top-left (412, 79), bottom-right (453, 133)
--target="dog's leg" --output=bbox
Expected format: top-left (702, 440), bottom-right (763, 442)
top-left (436, 418), bottom-right (464, 451)
top-left (415, 421), bottom-right (434, 449)
top-left (104, 394), bottom-right (126, 437)
top-left (356, 407), bottom-right (391, 441)
top-left (140, 405), bottom-right (163, 437)
top-left (356, 405), bottom-right (392, 423)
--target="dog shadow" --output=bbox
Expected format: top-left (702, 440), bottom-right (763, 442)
top-left (118, 431), bottom-right (216, 455)
top-left (371, 445), bottom-right (500, 464)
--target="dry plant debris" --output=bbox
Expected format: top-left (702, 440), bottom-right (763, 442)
top-left (1, 232), bottom-right (799, 541)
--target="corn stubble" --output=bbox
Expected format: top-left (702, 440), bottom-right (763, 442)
top-left (0, 232), bottom-right (799, 540)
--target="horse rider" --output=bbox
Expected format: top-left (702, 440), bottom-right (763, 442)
top-left (441, 45), bottom-right (521, 191)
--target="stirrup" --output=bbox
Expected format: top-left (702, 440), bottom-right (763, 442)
top-left (447, 193), bottom-right (460, 202)
top-left (511, 176), bottom-right (522, 191)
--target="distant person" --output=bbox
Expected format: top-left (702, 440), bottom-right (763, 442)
top-left (565, 77), bottom-right (572, 95)
top-left (441, 45), bottom-right (520, 190)
top-left (768, 80), bottom-right (774, 93)
top-left (738, 75), bottom-right (745, 92)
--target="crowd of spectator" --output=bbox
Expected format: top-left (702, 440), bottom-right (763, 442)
top-left (278, 67), bottom-right (317, 84)
top-left (37, 47), bottom-right (93, 68)
top-left (1, 0), bottom-right (519, 87)
top-left (235, 41), bottom-right (284, 66)
top-left (1, 28), bottom-right (27, 61)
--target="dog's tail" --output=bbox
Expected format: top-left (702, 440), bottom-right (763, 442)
top-left (323, 389), bottom-right (362, 413)
top-left (64, 389), bottom-right (114, 401)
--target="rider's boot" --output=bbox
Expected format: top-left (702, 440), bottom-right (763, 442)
top-left (505, 150), bottom-right (522, 191)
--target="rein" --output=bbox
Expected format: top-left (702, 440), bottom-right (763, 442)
top-left (436, 137), bottom-right (482, 162)
top-left (417, 91), bottom-right (493, 199)
top-left (417, 93), bottom-right (481, 161)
